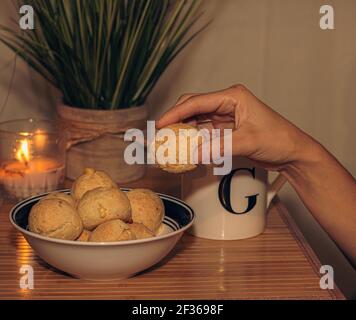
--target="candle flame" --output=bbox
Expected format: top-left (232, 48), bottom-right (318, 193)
top-left (16, 139), bottom-right (30, 164)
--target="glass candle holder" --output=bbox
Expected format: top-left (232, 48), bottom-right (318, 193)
top-left (0, 119), bottom-right (66, 200)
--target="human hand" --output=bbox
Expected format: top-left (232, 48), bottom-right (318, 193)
top-left (156, 84), bottom-right (320, 172)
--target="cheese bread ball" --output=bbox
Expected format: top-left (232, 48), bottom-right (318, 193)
top-left (71, 168), bottom-right (117, 201)
top-left (129, 222), bottom-right (155, 239)
top-left (155, 223), bottom-right (165, 236)
top-left (77, 187), bottom-right (131, 230)
top-left (89, 219), bottom-right (135, 242)
top-left (153, 123), bottom-right (199, 173)
top-left (29, 199), bottom-right (83, 240)
top-left (126, 189), bottom-right (164, 233)
top-left (76, 229), bottom-right (91, 242)
top-left (43, 192), bottom-right (76, 207)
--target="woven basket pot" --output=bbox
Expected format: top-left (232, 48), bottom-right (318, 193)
top-left (57, 104), bottom-right (148, 184)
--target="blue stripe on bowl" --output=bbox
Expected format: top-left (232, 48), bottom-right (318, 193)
top-left (162, 217), bottom-right (180, 231)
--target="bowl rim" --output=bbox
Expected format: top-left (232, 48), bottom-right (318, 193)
top-left (9, 188), bottom-right (195, 246)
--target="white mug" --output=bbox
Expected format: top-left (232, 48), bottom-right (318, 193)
top-left (182, 157), bottom-right (287, 240)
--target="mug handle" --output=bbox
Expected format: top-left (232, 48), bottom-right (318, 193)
top-left (267, 174), bottom-right (287, 208)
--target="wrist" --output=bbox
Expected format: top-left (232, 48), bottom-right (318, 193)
top-left (281, 132), bottom-right (328, 181)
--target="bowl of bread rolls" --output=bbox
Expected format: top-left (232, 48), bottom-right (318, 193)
top-left (9, 167), bottom-right (194, 280)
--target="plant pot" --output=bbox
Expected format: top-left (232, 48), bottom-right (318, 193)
top-left (57, 104), bottom-right (148, 184)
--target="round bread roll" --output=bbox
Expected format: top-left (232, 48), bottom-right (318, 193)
top-left (155, 223), bottom-right (165, 236)
top-left (43, 192), bottom-right (76, 207)
top-left (89, 219), bottom-right (136, 242)
top-left (126, 189), bottom-right (164, 233)
top-left (153, 123), bottom-right (199, 173)
top-left (129, 222), bottom-right (155, 239)
top-left (77, 187), bottom-right (131, 230)
top-left (71, 168), bottom-right (117, 201)
top-left (29, 199), bottom-right (83, 240)
top-left (76, 229), bottom-right (91, 242)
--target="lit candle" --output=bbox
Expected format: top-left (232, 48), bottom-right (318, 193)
top-left (0, 133), bottom-right (65, 200)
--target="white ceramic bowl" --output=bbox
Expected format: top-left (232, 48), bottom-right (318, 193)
top-left (10, 189), bottom-right (194, 280)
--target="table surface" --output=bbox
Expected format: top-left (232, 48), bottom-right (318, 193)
top-left (0, 168), bottom-right (344, 300)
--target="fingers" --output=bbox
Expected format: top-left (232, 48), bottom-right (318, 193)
top-left (157, 84), bottom-right (250, 129)
top-left (194, 129), bottom-right (250, 163)
top-left (160, 93), bottom-right (199, 127)
top-left (175, 93), bottom-right (197, 105)
top-left (182, 114), bottom-right (211, 127)
top-left (156, 90), bottom-right (236, 129)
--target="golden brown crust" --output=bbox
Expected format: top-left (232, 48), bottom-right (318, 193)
top-left (77, 187), bottom-right (131, 230)
top-left (30, 168), bottom-right (169, 243)
top-left (89, 219), bottom-right (136, 242)
top-left (42, 192), bottom-right (76, 207)
top-left (71, 168), bottom-right (117, 201)
top-left (76, 229), bottom-right (91, 242)
top-left (155, 223), bottom-right (165, 236)
top-left (128, 222), bottom-right (155, 239)
top-left (152, 123), bottom-right (199, 174)
top-left (127, 189), bottom-right (164, 233)
top-left (29, 198), bottom-right (83, 240)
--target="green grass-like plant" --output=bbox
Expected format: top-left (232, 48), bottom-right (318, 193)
top-left (0, 0), bottom-right (205, 109)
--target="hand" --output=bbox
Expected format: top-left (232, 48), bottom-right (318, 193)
top-left (157, 84), bottom-right (320, 172)
top-left (158, 85), bottom-right (356, 265)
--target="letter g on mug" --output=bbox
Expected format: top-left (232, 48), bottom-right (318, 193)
top-left (182, 157), bottom-right (283, 240)
top-left (218, 168), bottom-right (259, 215)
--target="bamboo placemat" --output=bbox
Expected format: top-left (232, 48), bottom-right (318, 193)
top-left (0, 169), bottom-right (344, 300)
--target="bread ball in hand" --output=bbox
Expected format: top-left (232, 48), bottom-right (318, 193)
top-left (71, 168), bottom-right (117, 201)
top-left (152, 123), bottom-right (199, 174)
top-left (77, 187), bottom-right (131, 230)
top-left (43, 192), bottom-right (76, 207)
top-left (127, 189), bottom-right (164, 233)
top-left (89, 219), bottom-right (136, 242)
top-left (129, 222), bottom-right (155, 239)
top-left (29, 199), bottom-right (83, 240)
top-left (76, 229), bottom-right (91, 242)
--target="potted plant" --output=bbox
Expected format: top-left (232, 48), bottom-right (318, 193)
top-left (0, 0), bottom-right (205, 182)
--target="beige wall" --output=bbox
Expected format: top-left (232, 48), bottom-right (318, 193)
top-left (1, 0), bottom-right (355, 297)
top-left (0, 1), bottom-right (54, 121)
